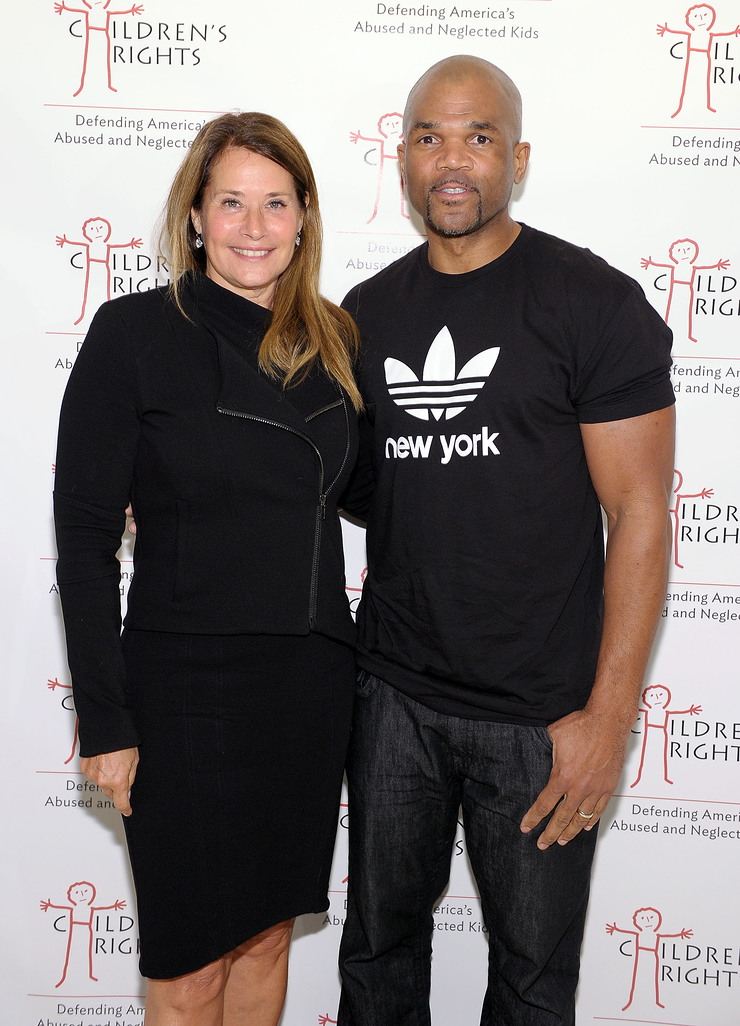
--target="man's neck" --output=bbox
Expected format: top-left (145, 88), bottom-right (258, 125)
top-left (426, 215), bottom-right (521, 275)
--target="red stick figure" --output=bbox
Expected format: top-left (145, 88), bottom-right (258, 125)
top-left (54, 0), bottom-right (145, 97)
top-left (318, 1016), bottom-right (338, 1025)
top-left (657, 5), bottom-right (740, 117)
top-left (670, 469), bottom-right (714, 569)
top-left (606, 907), bottom-right (692, 1010)
top-left (47, 677), bottom-right (79, 765)
top-left (349, 113), bottom-right (409, 223)
top-left (630, 685), bottom-right (702, 787)
top-left (56, 217), bottom-right (143, 325)
top-left (40, 881), bottom-right (126, 987)
top-left (641, 238), bottom-right (730, 343)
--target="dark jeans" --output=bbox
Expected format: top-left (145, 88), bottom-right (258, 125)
top-left (338, 673), bottom-right (598, 1026)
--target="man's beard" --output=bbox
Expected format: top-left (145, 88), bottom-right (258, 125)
top-left (425, 191), bottom-right (483, 238)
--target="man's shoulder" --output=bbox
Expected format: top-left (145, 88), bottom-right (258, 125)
top-left (342, 243), bottom-right (425, 313)
top-left (521, 225), bottom-right (639, 296)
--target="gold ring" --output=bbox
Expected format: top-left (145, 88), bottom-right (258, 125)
top-left (577, 809), bottom-right (595, 820)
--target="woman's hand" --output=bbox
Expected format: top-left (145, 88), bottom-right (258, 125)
top-left (80, 747), bottom-right (139, 817)
top-left (125, 503), bottom-right (136, 535)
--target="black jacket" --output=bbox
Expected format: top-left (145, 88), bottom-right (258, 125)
top-left (54, 277), bottom-right (358, 756)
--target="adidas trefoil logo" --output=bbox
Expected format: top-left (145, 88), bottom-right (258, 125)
top-left (384, 326), bottom-right (499, 421)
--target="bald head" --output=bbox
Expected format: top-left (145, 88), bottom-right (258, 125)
top-left (404, 56), bottom-right (523, 142)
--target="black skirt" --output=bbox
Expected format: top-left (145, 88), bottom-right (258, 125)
top-left (121, 628), bottom-right (354, 979)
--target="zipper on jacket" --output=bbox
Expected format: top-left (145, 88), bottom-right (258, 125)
top-left (217, 396), bottom-right (352, 629)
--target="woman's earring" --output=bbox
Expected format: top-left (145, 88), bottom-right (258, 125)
top-left (195, 233), bottom-right (203, 249)
top-left (295, 231), bottom-right (301, 248)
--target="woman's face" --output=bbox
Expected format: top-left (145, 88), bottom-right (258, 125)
top-left (191, 146), bottom-right (305, 309)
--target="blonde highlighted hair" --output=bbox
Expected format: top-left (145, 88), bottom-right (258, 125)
top-left (161, 112), bottom-right (362, 410)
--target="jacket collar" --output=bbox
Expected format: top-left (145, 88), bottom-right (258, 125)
top-left (168, 273), bottom-right (346, 433)
top-left (214, 330), bottom-right (344, 433)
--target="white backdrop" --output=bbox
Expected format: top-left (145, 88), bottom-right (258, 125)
top-left (2, 2), bottom-right (739, 1024)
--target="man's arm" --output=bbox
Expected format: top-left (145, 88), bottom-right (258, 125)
top-left (520, 405), bottom-right (675, 849)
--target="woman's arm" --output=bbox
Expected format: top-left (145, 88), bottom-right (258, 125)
top-left (54, 300), bottom-right (143, 759)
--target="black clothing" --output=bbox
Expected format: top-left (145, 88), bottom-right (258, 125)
top-left (54, 273), bottom-right (357, 977)
top-left (341, 225), bottom-right (674, 724)
top-left (55, 274), bottom-right (357, 756)
top-left (123, 628), bottom-right (354, 979)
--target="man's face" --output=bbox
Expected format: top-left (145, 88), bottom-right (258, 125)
top-left (398, 71), bottom-right (529, 242)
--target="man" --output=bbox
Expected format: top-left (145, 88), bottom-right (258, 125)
top-left (337, 55), bottom-right (675, 1025)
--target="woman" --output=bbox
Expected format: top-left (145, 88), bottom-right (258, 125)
top-left (54, 112), bottom-right (362, 1026)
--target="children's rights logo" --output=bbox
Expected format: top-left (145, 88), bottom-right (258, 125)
top-left (54, 0), bottom-right (145, 95)
top-left (606, 907), bottom-right (740, 1011)
top-left (53, 1), bottom-right (228, 96)
top-left (630, 685), bottom-right (702, 788)
top-left (606, 907), bottom-right (692, 1012)
top-left (56, 217), bottom-right (143, 326)
top-left (40, 881), bottom-right (131, 987)
top-left (55, 214), bottom-right (171, 329)
top-left (670, 469), bottom-right (740, 571)
top-left (656, 4), bottom-right (740, 119)
top-left (349, 112), bottom-right (409, 225)
top-left (641, 238), bottom-right (732, 344)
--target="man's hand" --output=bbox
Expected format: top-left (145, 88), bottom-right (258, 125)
top-left (520, 708), bottom-right (631, 849)
top-left (80, 747), bottom-right (139, 817)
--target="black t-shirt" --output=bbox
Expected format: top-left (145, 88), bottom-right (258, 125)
top-left (342, 224), bottom-right (675, 724)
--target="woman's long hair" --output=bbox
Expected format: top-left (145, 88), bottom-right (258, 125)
top-left (162, 112), bottom-right (362, 410)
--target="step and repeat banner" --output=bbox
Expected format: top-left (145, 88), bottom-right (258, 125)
top-left (2, 1), bottom-right (738, 1024)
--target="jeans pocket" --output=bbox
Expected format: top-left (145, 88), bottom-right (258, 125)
top-left (534, 724), bottom-right (554, 752)
top-left (355, 669), bottom-right (382, 698)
